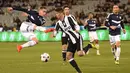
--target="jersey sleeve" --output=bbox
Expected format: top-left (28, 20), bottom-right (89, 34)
top-left (53, 22), bottom-right (61, 36)
top-left (12, 7), bottom-right (36, 15)
top-left (120, 15), bottom-right (125, 29)
top-left (69, 15), bottom-right (80, 31)
top-left (105, 13), bottom-right (111, 27)
top-left (12, 7), bottom-right (28, 13)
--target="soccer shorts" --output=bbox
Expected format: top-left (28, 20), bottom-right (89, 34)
top-left (67, 35), bottom-right (83, 53)
top-left (109, 35), bottom-right (120, 45)
top-left (62, 32), bottom-right (68, 45)
top-left (88, 31), bottom-right (98, 42)
top-left (20, 22), bottom-right (36, 40)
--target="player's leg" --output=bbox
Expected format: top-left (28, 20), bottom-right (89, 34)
top-left (115, 35), bottom-right (121, 65)
top-left (61, 36), bottom-right (68, 62)
top-left (17, 22), bottom-right (38, 52)
top-left (109, 35), bottom-right (116, 60)
top-left (93, 32), bottom-right (100, 55)
top-left (66, 43), bottom-right (82, 73)
top-left (94, 39), bottom-right (100, 55)
top-left (17, 32), bottom-right (38, 52)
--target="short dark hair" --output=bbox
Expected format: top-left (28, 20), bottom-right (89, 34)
top-left (63, 6), bottom-right (70, 9)
top-left (55, 7), bottom-right (63, 13)
top-left (39, 6), bottom-right (46, 9)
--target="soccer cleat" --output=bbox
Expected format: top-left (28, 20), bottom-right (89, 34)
top-left (62, 61), bottom-right (67, 65)
top-left (115, 60), bottom-right (119, 65)
top-left (17, 45), bottom-right (22, 52)
top-left (97, 52), bottom-right (100, 55)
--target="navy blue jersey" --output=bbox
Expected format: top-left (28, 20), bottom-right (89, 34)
top-left (13, 7), bottom-right (46, 26)
top-left (105, 13), bottom-right (124, 35)
top-left (85, 19), bottom-right (97, 31)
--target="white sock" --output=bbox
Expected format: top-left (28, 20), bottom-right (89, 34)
top-left (21, 40), bottom-right (37, 48)
top-left (95, 44), bottom-right (99, 50)
top-left (115, 47), bottom-right (121, 61)
top-left (95, 44), bottom-right (100, 54)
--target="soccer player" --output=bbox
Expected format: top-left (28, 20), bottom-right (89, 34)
top-left (7, 6), bottom-right (54, 52)
top-left (52, 8), bottom-right (92, 73)
top-left (84, 12), bottom-right (100, 55)
top-left (61, 6), bottom-right (80, 62)
top-left (105, 5), bottom-right (126, 65)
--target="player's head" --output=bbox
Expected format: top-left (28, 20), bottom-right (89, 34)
top-left (113, 5), bottom-right (120, 14)
top-left (63, 6), bottom-right (70, 16)
top-left (55, 7), bottom-right (64, 20)
top-left (88, 12), bottom-right (94, 19)
top-left (38, 6), bottom-right (47, 16)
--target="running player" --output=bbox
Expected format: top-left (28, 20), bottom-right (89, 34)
top-left (84, 12), bottom-right (100, 55)
top-left (105, 5), bottom-right (126, 65)
top-left (7, 6), bottom-right (54, 52)
top-left (61, 6), bottom-right (80, 62)
top-left (52, 8), bottom-right (92, 73)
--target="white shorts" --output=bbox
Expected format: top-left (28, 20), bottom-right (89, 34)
top-left (109, 35), bottom-right (120, 45)
top-left (88, 31), bottom-right (98, 42)
top-left (20, 22), bottom-right (36, 40)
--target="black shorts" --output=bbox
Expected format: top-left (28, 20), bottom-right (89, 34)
top-left (62, 36), bottom-right (68, 45)
top-left (67, 35), bottom-right (83, 53)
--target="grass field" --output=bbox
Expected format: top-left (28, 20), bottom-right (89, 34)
top-left (0, 41), bottom-right (130, 73)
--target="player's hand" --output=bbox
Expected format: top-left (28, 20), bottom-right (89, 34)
top-left (7, 7), bottom-right (13, 12)
top-left (75, 30), bottom-right (79, 33)
top-left (122, 29), bottom-right (126, 34)
top-left (110, 26), bottom-right (116, 30)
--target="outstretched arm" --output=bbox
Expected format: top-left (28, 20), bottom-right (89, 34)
top-left (7, 7), bottom-right (29, 13)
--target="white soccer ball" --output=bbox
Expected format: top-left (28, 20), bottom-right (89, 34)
top-left (40, 53), bottom-right (50, 62)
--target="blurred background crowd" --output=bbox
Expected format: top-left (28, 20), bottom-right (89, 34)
top-left (0, 0), bottom-right (130, 31)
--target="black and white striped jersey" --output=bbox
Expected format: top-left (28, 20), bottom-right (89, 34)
top-left (62, 14), bottom-right (80, 37)
top-left (54, 19), bottom-right (80, 44)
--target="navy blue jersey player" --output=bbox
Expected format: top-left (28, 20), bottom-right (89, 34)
top-left (7, 7), bottom-right (54, 52)
top-left (105, 5), bottom-right (126, 65)
top-left (84, 12), bottom-right (100, 55)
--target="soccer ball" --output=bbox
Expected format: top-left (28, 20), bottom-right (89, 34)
top-left (40, 53), bottom-right (50, 62)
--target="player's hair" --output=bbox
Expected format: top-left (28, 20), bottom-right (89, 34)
top-left (88, 12), bottom-right (94, 16)
top-left (63, 6), bottom-right (70, 9)
top-left (39, 6), bottom-right (47, 10)
top-left (113, 5), bottom-right (119, 8)
top-left (55, 7), bottom-right (63, 13)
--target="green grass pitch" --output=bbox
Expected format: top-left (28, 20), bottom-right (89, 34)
top-left (0, 41), bottom-right (130, 73)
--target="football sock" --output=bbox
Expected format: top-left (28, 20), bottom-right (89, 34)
top-left (21, 40), bottom-right (37, 48)
top-left (62, 50), bottom-right (67, 61)
top-left (83, 43), bottom-right (92, 54)
top-left (95, 44), bottom-right (100, 54)
top-left (69, 58), bottom-right (82, 73)
top-left (115, 47), bottom-right (121, 61)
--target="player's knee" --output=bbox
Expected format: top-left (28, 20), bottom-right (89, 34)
top-left (116, 42), bottom-right (120, 47)
top-left (77, 51), bottom-right (84, 57)
top-left (66, 53), bottom-right (73, 60)
top-left (32, 37), bottom-right (38, 44)
top-left (95, 40), bottom-right (98, 44)
top-left (62, 45), bottom-right (67, 50)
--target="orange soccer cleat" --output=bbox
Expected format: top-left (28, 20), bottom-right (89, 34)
top-left (17, 45), bottom-right (22, 52)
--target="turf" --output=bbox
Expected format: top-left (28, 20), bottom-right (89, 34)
top-left (0, 41), bottom-right (129, 73)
